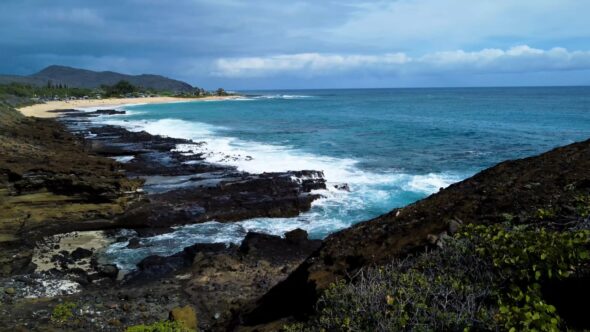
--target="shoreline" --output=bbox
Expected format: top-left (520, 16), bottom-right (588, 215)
top-left (16, 95), bottom-right (240, 118)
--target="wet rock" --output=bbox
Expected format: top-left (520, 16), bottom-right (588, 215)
top-left (94, 109), bottom-right (126, 115)
top-left (126, 238), bottom-right (141, 249)
top-left (116, 170), bottom-right (325, 230)
top-left (5, 287), bottom-right (15, 295)
top-left (115, 236), bottom-right (128, 242)
top-left (334, 183), bottom-right (350, 191)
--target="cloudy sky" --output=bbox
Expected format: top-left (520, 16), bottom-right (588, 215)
top-left (1, 0), bottom-right (589, 89)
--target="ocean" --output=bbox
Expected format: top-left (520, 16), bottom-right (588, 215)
top-left (97, 87), bottom-right (590, 269)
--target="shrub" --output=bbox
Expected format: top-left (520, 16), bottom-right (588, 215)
top-left (536, 208), bottom-right (556, 220)
top-left (574, 194), bottom-right (590, 218)
top-left (126, 320), bottom-right (195, 332)
top-left (287, 225), bottom-right (590, 332)
top-left (287, 238), bottom-right (499, 331)
top-left (51, 301), bottom-right (77, 323)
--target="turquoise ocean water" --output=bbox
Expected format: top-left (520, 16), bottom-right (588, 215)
top-left (97, 87), bottom-right (590, 269)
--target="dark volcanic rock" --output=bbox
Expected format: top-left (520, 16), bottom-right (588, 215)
top-left (0, 104), bottom-right (142, 256)
top-left (84, 125), bottom-right (193, 156)
top-left (97, 264), bottom-right (119, 279)
top-left (185, 231), bottom-right (321, 328)
top-left (116, 171), bottom-right (325, 229)
top-left (241, 138), bottom-right (590, 326)
top-left (71, 247), bottom-right (93, 260)
top-left (126, 238), bottom-right (141, 249)
top-left (93, 109), bottom-right (126, 115)
top-left (125, 243), bottom-right (227, 282)
top-left (285, 228), bottom-right (309, 245)
top-left (239, 231), bottom-right (321, 263)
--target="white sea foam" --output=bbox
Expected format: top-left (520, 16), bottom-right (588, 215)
top-left (110, 155), bottom-right (135, 163)
top-left (94, 114), bottom-right (463, 270)
top-left (251, 94), bottom-right (313, 100)
top-left (97, 116), bottom-right (461, 200)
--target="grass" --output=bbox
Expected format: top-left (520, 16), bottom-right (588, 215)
top-left (126, 320), bottom-right (195, 332)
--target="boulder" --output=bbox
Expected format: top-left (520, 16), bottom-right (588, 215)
top-left (285, 228), bottom-right (309, 245)
top-left (71, 247), bottom-right (93, 260)
top-left (126, 238), bottom-right (141, 249)
top-left (97, 264), bottom-right (119, 279)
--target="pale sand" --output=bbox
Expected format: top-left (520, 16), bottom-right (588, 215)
top-left (17, 95), bottom-right (239, 118)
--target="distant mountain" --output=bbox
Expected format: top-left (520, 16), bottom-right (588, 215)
top-left (0, 65), bottom-right (194, 92)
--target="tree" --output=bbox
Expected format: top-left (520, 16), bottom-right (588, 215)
top-left (216, 88), bottom-right (227, 96)
top-left (104, 80), bottom-right (137, 97)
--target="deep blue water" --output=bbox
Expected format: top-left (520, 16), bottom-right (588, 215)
top-left (97, 87), bottom-right (590, 269)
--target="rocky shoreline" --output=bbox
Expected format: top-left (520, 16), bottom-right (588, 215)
top-left (0, 106), bottom-right (330, 330)
top-left (2, 102), bottom-right (590, 331)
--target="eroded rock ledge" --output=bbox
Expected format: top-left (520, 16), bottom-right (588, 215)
top-left (0, 104), bottom-right (329, 330)
top-left (240, 138), bottom-right (590, 328)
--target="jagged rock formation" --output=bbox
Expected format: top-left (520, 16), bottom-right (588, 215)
top-left (241, 138), bottom-right (590, 326)
top-left (0, 103), bottom-right (142, 275)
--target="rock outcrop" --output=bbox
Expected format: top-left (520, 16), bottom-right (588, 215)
top-left (57, 110), bottom-right (326, 232)
top-left (241, 138), bottom-right (590, 326)
top-left (0, 103), bottom-right (142, 275)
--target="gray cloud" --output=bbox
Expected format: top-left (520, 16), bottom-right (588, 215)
top-left (213, 46), bottom-right (590, 77)
top-left (1, 0), bottom-right (589, 88)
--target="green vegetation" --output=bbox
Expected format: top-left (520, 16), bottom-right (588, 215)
top-left (50, 301), bottom-right (77, 323)
top-left (125, 320), bottom-right (195, 332)
top-left (574, 194), bottom-right (590, 218)
top-left (102, 80), bottom-right (137, 97)
top-left (0, 82), bottom-right (93, 100)
top-left (0, 81), bottom-right (232, 102)
top-left (215, 88), bottom-right (228, 96)
top-left (536, 207), bottom-right (557, 220)
top-left (287, 219), bottom-right (590, 331)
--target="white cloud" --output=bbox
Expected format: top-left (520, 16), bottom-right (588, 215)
top-left (214, 53), bottom-right (409, 77)
top-left (324, 0), bottom-right (590, 53)
top-left (213, 46), bottom-right (590, 77)
top-left (39, 8), bottom-right (104, 26)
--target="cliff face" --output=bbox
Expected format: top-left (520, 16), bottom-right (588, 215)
top-left (0, 104), bottom-right (142, 275)
top-left (242, 138), bottom-right (590, 325)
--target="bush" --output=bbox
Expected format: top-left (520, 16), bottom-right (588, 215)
top-left (51, 301), bottom-right (77, 323)
top-left (126, 320), bottom-right (195, 332)
top-left (102, 80), bottom-right (137, 97)
top-left (288, 238), bottom-right (499, 331)
top-left (287, 225), bottom-right (590, 332)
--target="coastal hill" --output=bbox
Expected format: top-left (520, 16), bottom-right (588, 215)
top-left (243, 137), bottom-right (590, 330)
top-left (0, 65), bottom-right (194, 92)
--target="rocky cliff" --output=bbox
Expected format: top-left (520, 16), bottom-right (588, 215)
top-left (0, 102), bottom-right (142, 275)
top-left (242, 138), bottom-right (590, 329)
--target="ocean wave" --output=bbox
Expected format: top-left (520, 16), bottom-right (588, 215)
top-left (97, 116), bottom-right (461, 197)
top-left (251, 94), bottom-right (313, 100)
top-left (94, 115), bottom-right (463, 270)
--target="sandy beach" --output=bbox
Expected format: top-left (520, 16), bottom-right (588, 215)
top-left (17, 95), bottom-right (239, 118)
